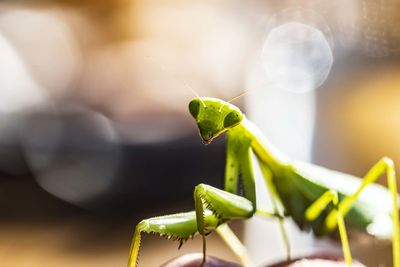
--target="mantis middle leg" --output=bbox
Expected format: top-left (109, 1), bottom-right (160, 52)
top-left (226, 131), bottom-right (291, 260)
top-left (258, 161), bottom-right (291, 260)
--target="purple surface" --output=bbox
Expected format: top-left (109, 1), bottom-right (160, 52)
top-left (161, 253), bottom-right (240, 267)
top-left (161, 253), bottom-right (366, 267)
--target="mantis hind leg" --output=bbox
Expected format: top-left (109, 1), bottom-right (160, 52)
top-left (332, 157), bottom-right (399, 267)
top-left (306, 190), bottom-right (352, 266)
top-left (306, 157), bottom-right (400, 267)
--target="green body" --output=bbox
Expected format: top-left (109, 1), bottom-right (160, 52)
top-left (128, 97), bottom-right (399, 267)
top-left (195, 97), bottom-right (393, 236)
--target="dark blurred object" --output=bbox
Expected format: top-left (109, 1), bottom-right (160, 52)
top-left (20, 105), bottom-right (121, 208)
top-left (162, 253), bottom-right (240, 267)
top-left (0, 114), bottom-right (31, 178)
top-left (0, 104), bottom-right (226, 217)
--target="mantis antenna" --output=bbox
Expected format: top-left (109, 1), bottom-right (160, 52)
top-left (218, 90), bottom-right (251, 112)
top-left (227, 90), bottom-right (251, 103)
top-left (144, 54), bottom-right (206, 107)
top-left (185, 83), bottom-right (206, 108)
top-left (226, 80), bottom-right (275, 105)
top-left (226, 80), bottom-right (277, 105)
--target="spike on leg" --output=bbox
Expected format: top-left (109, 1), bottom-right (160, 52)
top-left (127, 221), bottom-right (147, 267)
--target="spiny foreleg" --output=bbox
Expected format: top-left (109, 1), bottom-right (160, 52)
top-left (194, 183), bottom-right (255, 267)
top-left (127, 210), bottom-right (219, 267)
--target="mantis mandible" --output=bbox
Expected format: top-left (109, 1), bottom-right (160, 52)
top-left (127, 97), bottom-right (400, 267)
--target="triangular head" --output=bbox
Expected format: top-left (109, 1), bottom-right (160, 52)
top-left (188, 97), bottom-right (243, 144)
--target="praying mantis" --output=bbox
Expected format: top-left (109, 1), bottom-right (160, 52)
top-left (127, 97), bottom-right (400, 267)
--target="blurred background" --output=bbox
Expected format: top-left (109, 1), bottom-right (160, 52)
top-left (0, 0), bottom-right (400, 266)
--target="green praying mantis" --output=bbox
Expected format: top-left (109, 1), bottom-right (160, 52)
top-left (127, 97), bottom-right (400, 267)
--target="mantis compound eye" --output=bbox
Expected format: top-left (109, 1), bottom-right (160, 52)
top-left (224, 111), bottom-right (243, 128)
top-left (188, 99), bottom-right (200, 119)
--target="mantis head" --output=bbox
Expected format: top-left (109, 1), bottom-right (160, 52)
top-left (189, 97), bottom-right (243, 144)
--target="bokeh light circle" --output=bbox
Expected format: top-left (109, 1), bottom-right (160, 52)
top-left (261, 9), bottom-right (334, 93)
top-left (21, 106), bottom-right (121, 207)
